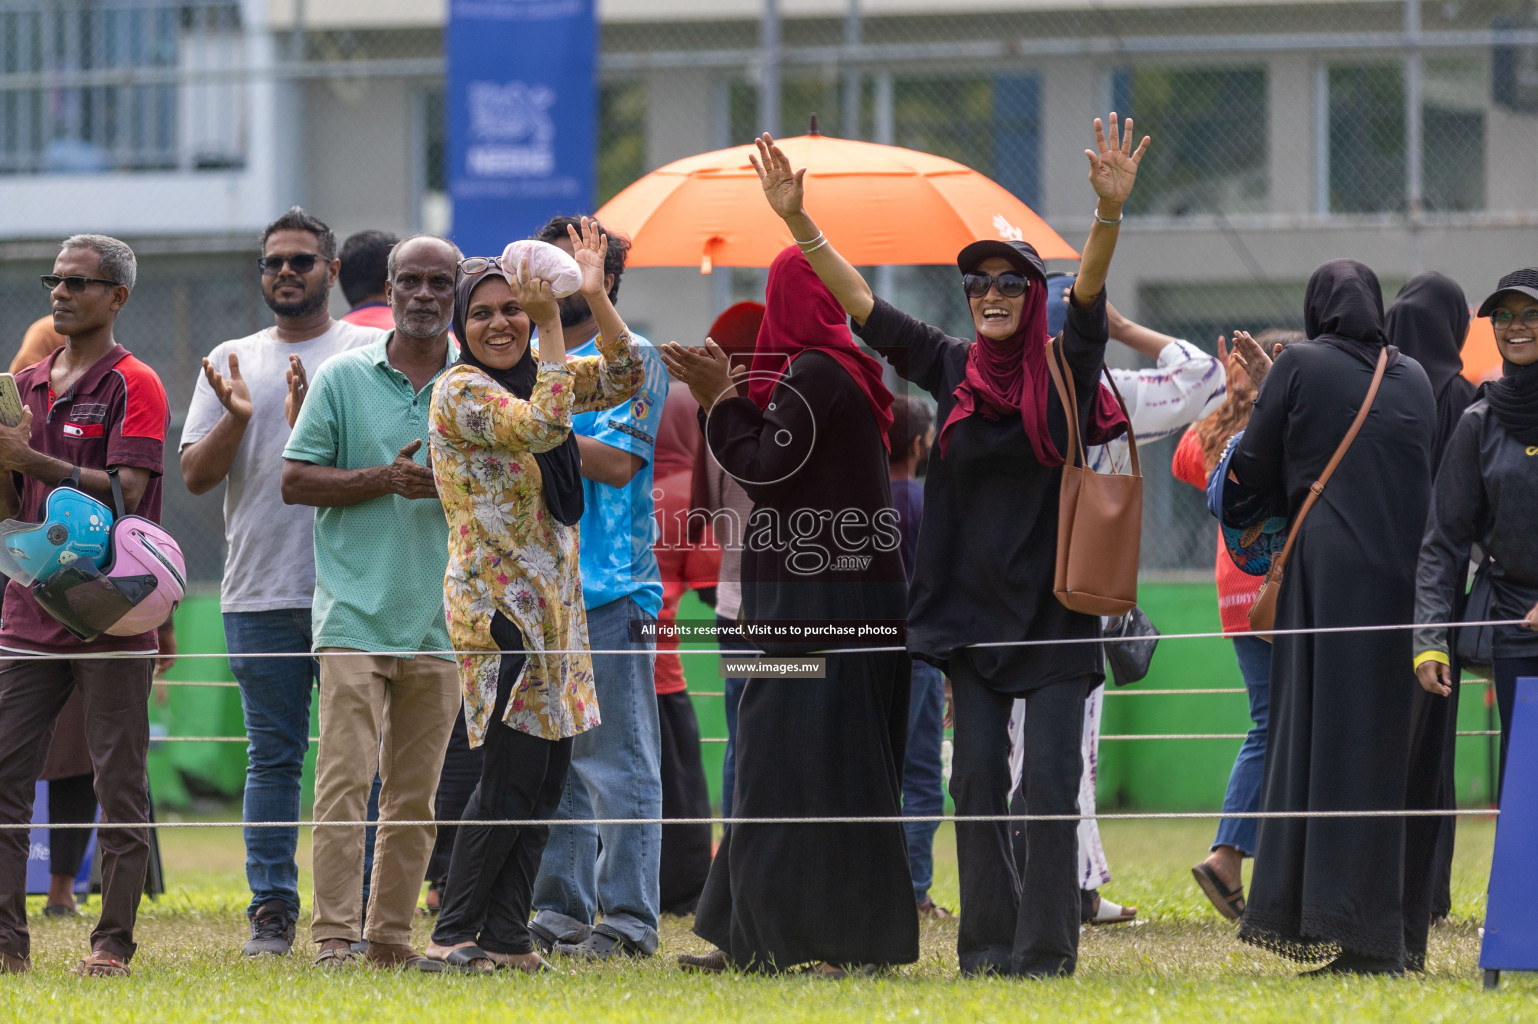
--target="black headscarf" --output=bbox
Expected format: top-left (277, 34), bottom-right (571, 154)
top-left (451, 270), bottom-right (584, 526)
top-left (1303, 258), bottom-right (1400, 370)
top-left (1384, 272), bottom-right (1477, 471)
top-left (1484, 359), bottom-right (1538, 447)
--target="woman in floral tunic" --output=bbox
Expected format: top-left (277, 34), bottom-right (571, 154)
top-left (424, 220), bottom-right (642, 973)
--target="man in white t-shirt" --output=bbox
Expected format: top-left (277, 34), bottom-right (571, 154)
top-left (179, 207), bottom-right (382, 957)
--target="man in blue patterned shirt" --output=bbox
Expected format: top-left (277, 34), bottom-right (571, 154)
top-left (528, 217), bottom-right (669, 959)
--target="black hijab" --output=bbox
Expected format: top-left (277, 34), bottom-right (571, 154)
top-left (1303, 258), bottom-right (1400, 370)
top-left (452, 270), bottom-right (584, 526)
top-left (1485, 359), bottom-right (1538, 447)
top-left (1384, 272), bottom-right (1477, 471)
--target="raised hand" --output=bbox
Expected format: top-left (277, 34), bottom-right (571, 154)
top-left (511, 255), bottom-right (559, 325)
top-left (382, 439), bottom-right (438, 500)
top-left (750, 133), bottom-right (807, 222)
top-left (1230, 330), bottom-right (1275, 390)
top-left (1085, 113), bottom-right (1150, 210)
top-left (659, 338), bottom-right (745, 414)
top-left (204, 352), bottom-right (253, 422)
top-left (284, 354), bottom-right (308, 429)
top-left (566, 216), bottom-right (610, 298)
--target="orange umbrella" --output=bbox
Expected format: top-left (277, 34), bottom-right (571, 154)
top-left (1462, 316), bottom-right (1503, 383)
top-left (595, 132), bottom-right (1078, 272)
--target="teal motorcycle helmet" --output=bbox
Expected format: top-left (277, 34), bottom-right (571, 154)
top-left (0, 486), bottom-right (115, 587)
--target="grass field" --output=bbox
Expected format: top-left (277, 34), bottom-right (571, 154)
top-left (3, 815), bottom-right (1531, 1023)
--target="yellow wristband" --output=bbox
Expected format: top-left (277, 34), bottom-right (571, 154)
top-left (1413, 650), bottom-right (1450, 670)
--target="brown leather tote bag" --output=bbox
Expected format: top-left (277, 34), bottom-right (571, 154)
top-left (1044, 337), bottom-right (1141, 617)
top-left (1248, 346), bottom-right (1387, 640)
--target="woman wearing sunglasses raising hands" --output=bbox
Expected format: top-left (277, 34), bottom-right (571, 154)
top-left (749, 115), bottom-right (1148, 978)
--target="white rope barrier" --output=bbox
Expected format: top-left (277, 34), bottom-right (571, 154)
top-left (8, 808), bottom-right (1502, 830)
top-left (14, 617), bottom-right (1531, 661)
top-left (152, 730), bottom-right (1503, 743)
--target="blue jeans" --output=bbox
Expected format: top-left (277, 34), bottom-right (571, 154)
top-left (226, 609), bottom-right (379, 924)
top-left (1212, 635), bottom-right (1272, 857)
top-left (532, 596), bottom-right (661, 951)
top-left (903, 660), bottom-right (946, 903)
top-left (717, 614), bottom-right (752, 819)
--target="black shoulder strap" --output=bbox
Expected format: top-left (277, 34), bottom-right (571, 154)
top-left (107, 467), bottom-right (127, 519)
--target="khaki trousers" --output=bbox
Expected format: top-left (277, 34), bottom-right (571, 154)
top-left (311, 650), bottom-right (460, 946)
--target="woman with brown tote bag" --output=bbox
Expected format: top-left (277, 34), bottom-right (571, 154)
top-left (1223, 259), bottom-right (1440, 976)
top-left (746, 115), bottom-right (1146, 978)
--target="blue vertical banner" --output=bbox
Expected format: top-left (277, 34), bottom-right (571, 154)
top-left (447, 0), bottom-right (596, 258)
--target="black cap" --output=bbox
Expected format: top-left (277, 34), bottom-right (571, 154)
top-left (956, 239), bottom-right (1046, 281)
top-left (1477, 267), bottom-right (1538, 318)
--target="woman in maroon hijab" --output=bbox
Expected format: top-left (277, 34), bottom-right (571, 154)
top-left (736, 116), bottom-right (1148, 977)
top-left (662, 245), bottom-right (914, 976)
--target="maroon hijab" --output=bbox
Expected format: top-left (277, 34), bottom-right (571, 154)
top-left (938, 272), bottom-right (1128, 464)
top-left (748, 246), bottom-right (895, 450)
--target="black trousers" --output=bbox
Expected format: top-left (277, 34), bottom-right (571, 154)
top-left (949, 659), bottom-right (1089, 977)
top-left (48, 772), bottom-right (98, 879)
top-left (657, 690), bottom-right (713, 915)
top-left (424, 708), bottom-right (483, 888)
top-left (432, 614), bottom-right (573, 955)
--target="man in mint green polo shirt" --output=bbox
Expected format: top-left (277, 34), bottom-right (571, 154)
top-left (280, 234), bottom-right (461, 973)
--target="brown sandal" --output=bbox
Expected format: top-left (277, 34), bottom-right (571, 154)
top-left (72, 951), bottom-right (130, 977)
top-left (312, 946), bottom-right (360, 969)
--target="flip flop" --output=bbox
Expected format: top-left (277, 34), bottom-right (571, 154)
top-left (1192, 862), bottom-right (1245, 921)
top-left (1088, 895), bottom-right (1138, 925)
top-left (434, 945), bottom-right (497, 973)
top-left (678, 949), bottom-right (732, 973)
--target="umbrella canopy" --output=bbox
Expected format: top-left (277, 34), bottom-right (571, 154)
top-left (595, 132), bottom-right (1078, 272)
top-left (1462, 315), bottom-right (1503, 383)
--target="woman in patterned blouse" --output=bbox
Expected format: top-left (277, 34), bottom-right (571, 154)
top-left (424, 220), bottom-right (642, 973)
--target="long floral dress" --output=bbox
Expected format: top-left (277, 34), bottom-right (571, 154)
top-left (429, 330), bottom-right (642, 745)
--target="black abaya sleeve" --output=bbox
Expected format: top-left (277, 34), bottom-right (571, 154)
top-left (852, 297), bottom-right (965, 399)
top-left (703, 352), bottom-right (843, 505)
top-left (1413, 411), bottom-right (1489, 661)
top-left (1058, 288), bottom-right (1111, 399)
top-left (1229, 346), bottom-right (1300, 503)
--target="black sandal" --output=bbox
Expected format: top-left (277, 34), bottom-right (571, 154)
top-left (1191, 863), bottom-right (1245, 921)
top-left (678, 949), bottom-right (732, 973)
top-left (438, 945), bottom-right (497, 973)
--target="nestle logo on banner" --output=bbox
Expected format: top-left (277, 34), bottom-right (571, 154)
top-left (467, 80), bottom-right (556, 179)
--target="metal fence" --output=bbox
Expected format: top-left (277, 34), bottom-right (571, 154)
top-left (3, 0), bottom-right (1536, 585)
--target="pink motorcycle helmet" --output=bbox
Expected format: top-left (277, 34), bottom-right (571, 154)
top-left (103, 517), bottom-right (186, 636)
top-left (29, 471), bottom-right (186, 642)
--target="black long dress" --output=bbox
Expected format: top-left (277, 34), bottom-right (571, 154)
top-left (1230, 326), bottom-right (1437, 966)
top-left (853, 290), bottom-right (1116, 976)
top-left (691, 350), bottom-right (918, 971)
top-left (1384, 272), bottom-right (1479, 922)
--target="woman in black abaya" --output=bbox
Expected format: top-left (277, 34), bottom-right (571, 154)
top-left (660, 245), bottom-right (916, 976)
top-left (1229, 259), bottom-right (1438, 975)
top-left (1383, 273), bottom-right (1478, 925)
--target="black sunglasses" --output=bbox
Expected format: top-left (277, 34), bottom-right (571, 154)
top-left (962, 271), bottom-right (1030, 299)
top-left (40, 275), bottom-right (121, 292)
top-left (1489, 307), bottom-right (1538, 330)
top-left (258, 253), bottom-right (322, 276)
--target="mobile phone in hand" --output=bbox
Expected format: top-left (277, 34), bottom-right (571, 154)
top-left (0, 374), bottom-right (22, 428)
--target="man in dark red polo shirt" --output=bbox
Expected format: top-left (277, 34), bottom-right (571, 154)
top-left (0, 235), bottom-right (169, 978)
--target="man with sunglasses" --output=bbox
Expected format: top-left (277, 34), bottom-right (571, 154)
top-left (0, 234), bottom-right (171, 978)
top-left (180, 206), bottom-right (383, 957)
